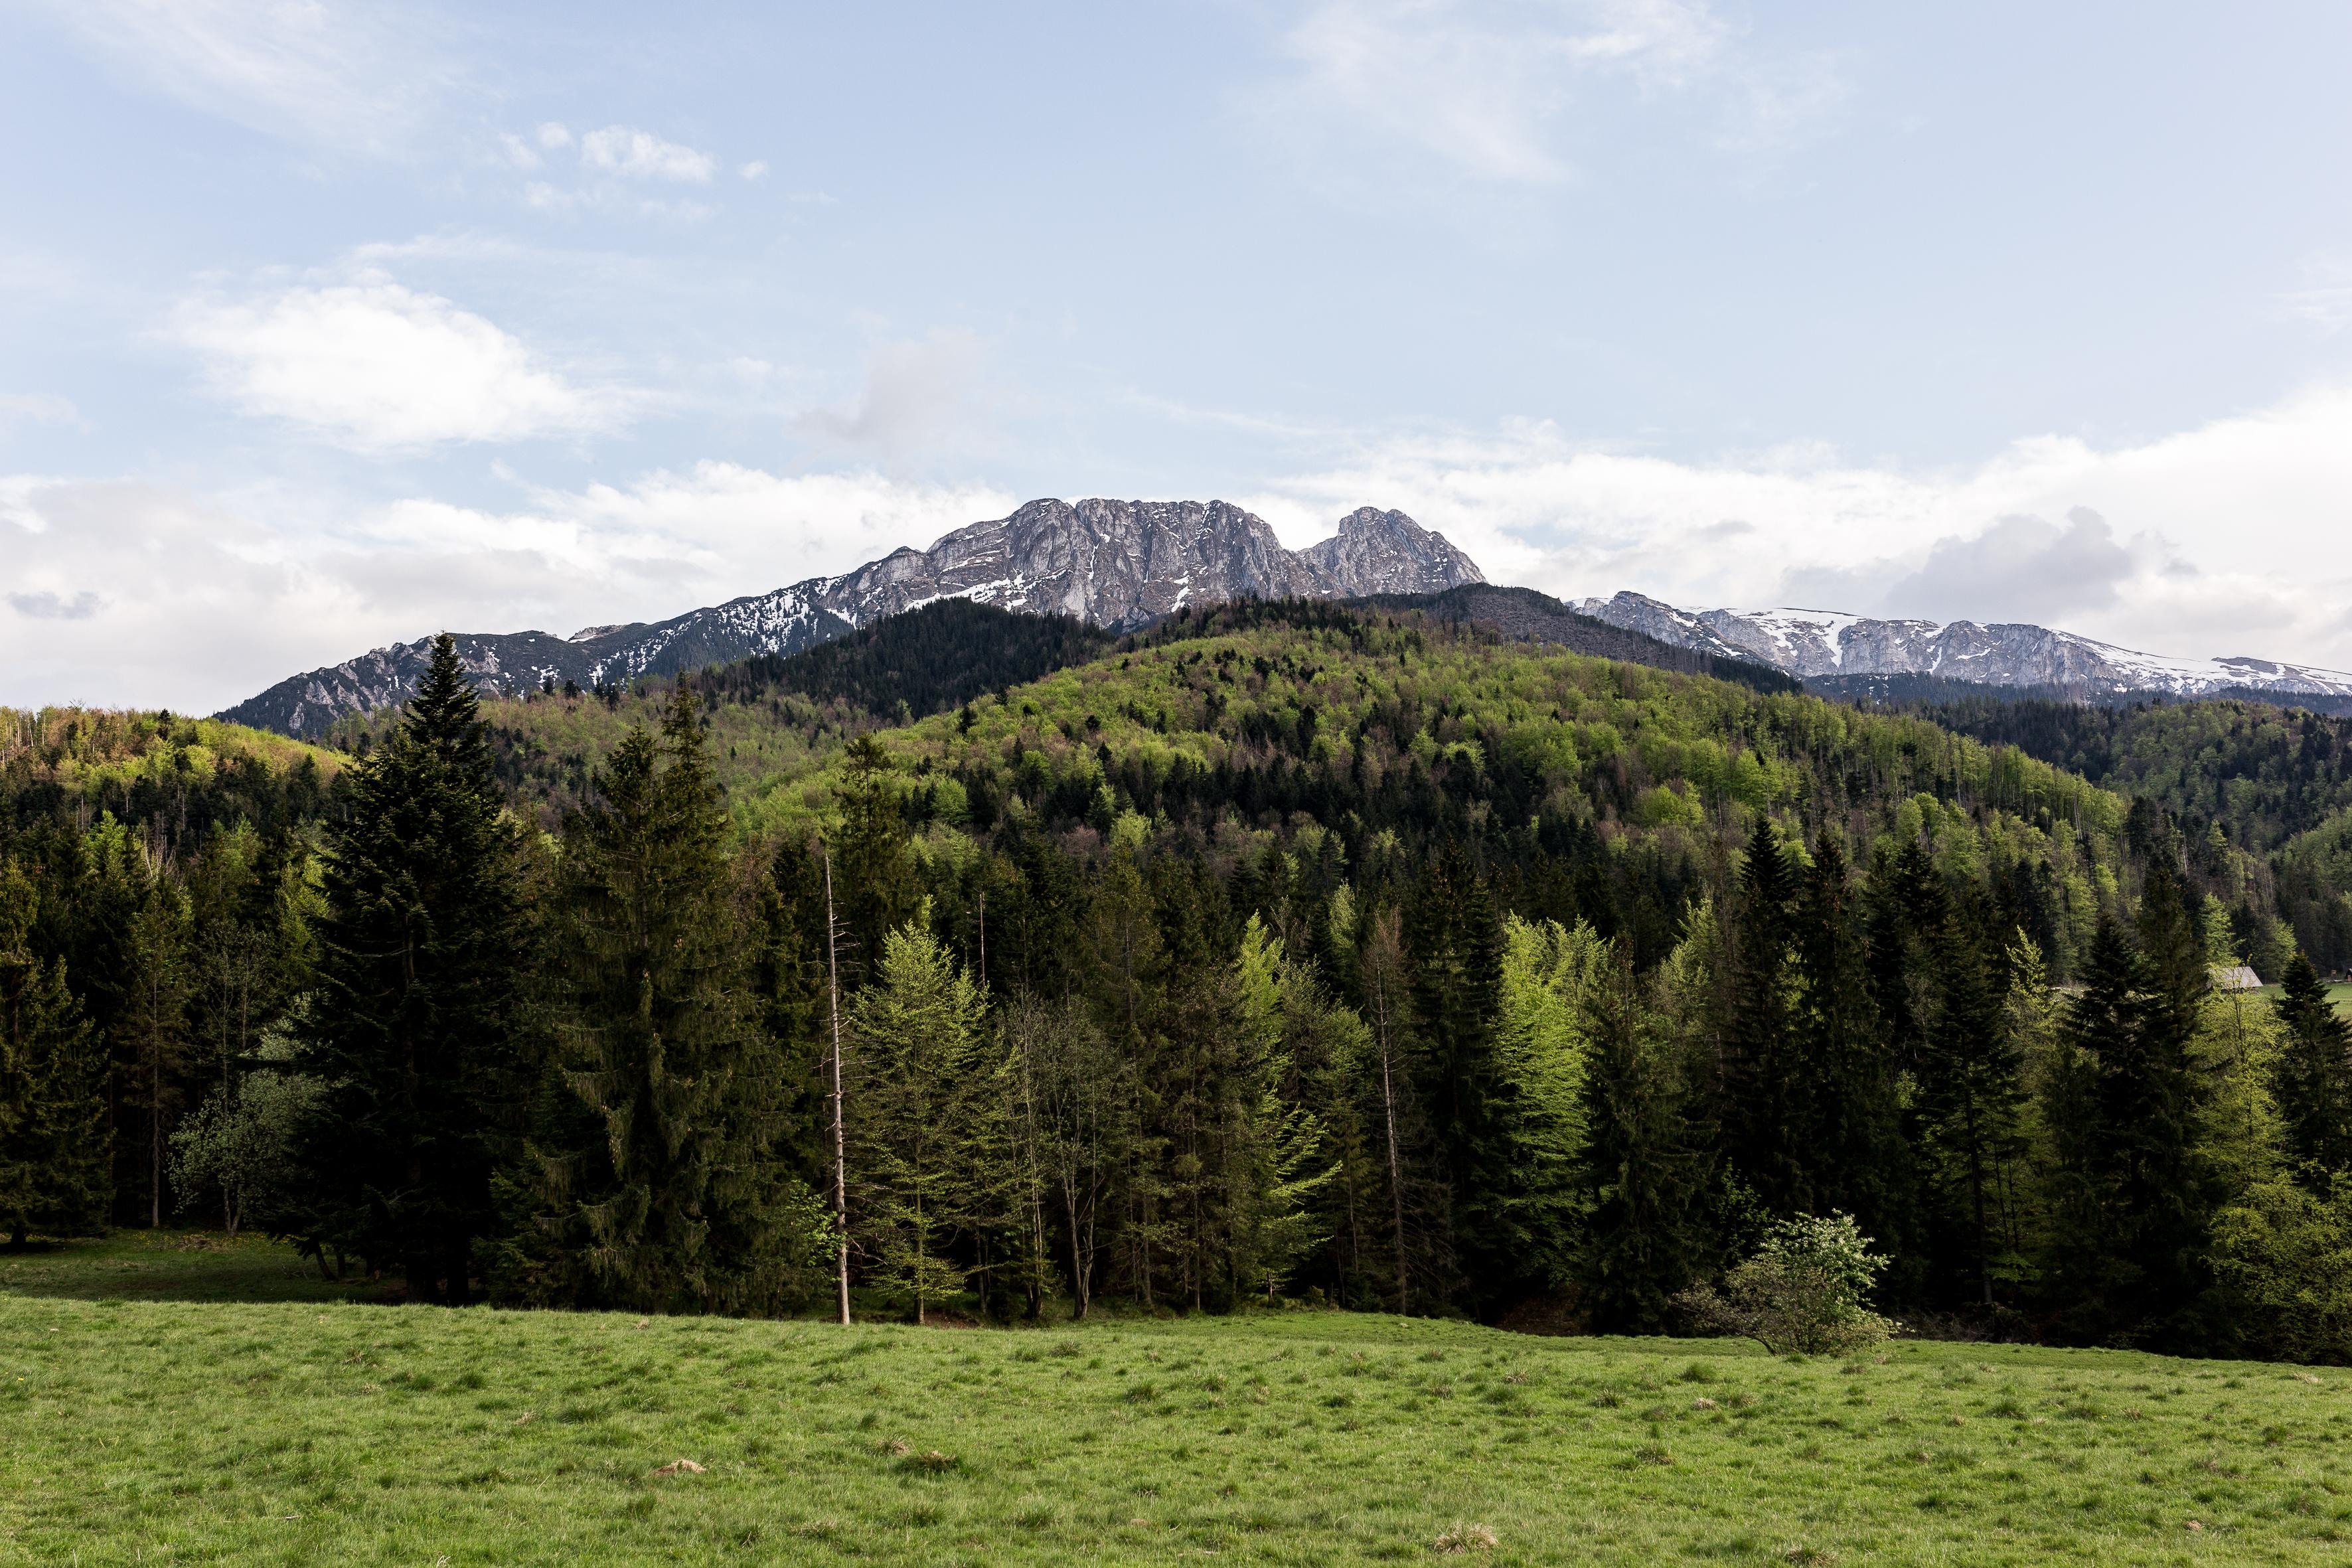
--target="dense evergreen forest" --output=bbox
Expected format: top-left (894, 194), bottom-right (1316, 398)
top-left (5, 603), bottom-right (2351, 1363)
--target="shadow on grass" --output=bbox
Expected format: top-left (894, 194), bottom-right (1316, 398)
top-left (0, 1230), bottom-right (391, 1305)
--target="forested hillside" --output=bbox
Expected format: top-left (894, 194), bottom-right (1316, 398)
top-left (5, 605), bottom-right (2351, 1364)
top-left (1897, 694), bottom-right (2352, 971)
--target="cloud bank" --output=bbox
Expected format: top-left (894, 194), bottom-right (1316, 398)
top-left (1, 467), bottom-right (1014, 712)
top-left (1242, 382), bottom-right (2352, 670)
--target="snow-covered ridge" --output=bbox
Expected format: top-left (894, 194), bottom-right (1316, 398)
top-left (1575, 592), bottom-right (2352, 700)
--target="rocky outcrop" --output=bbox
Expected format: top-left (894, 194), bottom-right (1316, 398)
top-left (222, 499), bottom-right (1484, 736)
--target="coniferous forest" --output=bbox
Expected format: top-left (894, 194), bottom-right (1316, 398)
top-left (6, 601), bottom-right (2352, 1362)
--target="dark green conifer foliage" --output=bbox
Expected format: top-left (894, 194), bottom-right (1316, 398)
top-left (2047, 870), bottom-right (2217, 1344)
top-left (1576, 942), bottom-right (1701, 1331)
top-left (304, 633), bottom-right (530, 1303)
top-left (1, 860), bottom-right (110, 1246)
top-left (119, 874), bottom-right (192, 1227)
top-left (1404, 845), bottom-right (1508, 1302)
top-left (1910, 901), bottom-right (2024, 1305)
top-left (1790, 838), bottom-right (1911, 1259)
top-left (1722, 817), bottom-right (1807, 1214)
top-left (2273, 953), bottom-right (2352, 1178)
top-left (2116, 859), bottom-right (2217, 1340)
top-left (831, 735), bottom-right (918, 991)
top-left (534, 690), bottom-right (815, 1314)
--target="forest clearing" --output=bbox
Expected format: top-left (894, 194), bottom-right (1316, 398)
top-left (4, 1233), bottom-right (2349, 1567)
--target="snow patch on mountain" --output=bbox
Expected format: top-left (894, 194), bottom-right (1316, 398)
top-left (1575, 592), bottom-right (2352, 701)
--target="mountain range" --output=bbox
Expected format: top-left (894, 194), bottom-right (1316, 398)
top-left (217, 497), bottom-right (2352, 738)
top-left (218, 498), bottom-right (1484, 736)
top-left (1575, 593), bottom-right (2352, 708)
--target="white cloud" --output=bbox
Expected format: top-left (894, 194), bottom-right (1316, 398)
top-left (1241, 384), bottom-right (2352, 670)
top-left (0, 467), bottom-right (1015, 712)
top-left (1252, 0), bottom-right (1845, 189)
top-left (578, 125), bottom-right (717, 184)
top-left (739, 159), bottom-right (769, 181)
top-left (21, 0), bottom-right (457, 156)
top-left (792, 331), bottom-right (988, 457)
top-left (536, 121), bottom-right (576, 151)
top-left (170, 278), bottom-right (638, 451)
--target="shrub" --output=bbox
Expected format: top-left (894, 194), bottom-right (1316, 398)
top-left (1675, 1212), bottom-right (1898, 1356)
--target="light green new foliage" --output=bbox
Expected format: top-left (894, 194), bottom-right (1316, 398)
top-left (11, 1233), bottom-right (2352, 1567)
top-left (1230, 917), bottom-right (1342, 1301)
top-left (169, 1034), bottom-right (321, 1237)
top-left (1684, 1212), bottom-right (1901, 1356)
top-left (847, 911), bottom-right (990, 1322)
top-left (1494, 912), bottom-right (1608, 1172)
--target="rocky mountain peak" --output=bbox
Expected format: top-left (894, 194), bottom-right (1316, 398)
top-left (1304, 507), bottom-right (1487, 596)
top-left (218, 497), bottom-right (1485, 736)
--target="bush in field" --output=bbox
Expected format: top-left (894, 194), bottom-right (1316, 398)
top-left (1676, 1212), bottom-right (1898, 1355)
top-left (169, 1038), bottom-right (319, 1237)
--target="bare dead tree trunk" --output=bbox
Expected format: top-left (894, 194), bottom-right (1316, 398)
top-left (824, 846), bottom-right (850, 1326)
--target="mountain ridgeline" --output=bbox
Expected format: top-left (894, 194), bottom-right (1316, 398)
top-left (220, 497), bottom-right (1485, 738)
top-left (1580, 592), bottom-right (2352, 712)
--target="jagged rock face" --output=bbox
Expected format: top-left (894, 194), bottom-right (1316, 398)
top-left (1575, 593), bottom-right (2352, 702)
top-left (221, 498), bottom-right (1484, 736)
top-left (1303, 507), bottom-right (1486, 597)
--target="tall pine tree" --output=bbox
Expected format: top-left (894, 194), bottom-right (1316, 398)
top-left (529, 689), bottom-right (821, 1314)
top-left (1576, 941), bottom-right (1701, 1332)
top-left (1721, 817), bottom-right (1807, 1214)
top-left (303, 633), bottom-right (532, 1303)
top-left (2272, 952), bottom-right (2352, 1179)
top-left (1, 860), bottom-right (110, 1247)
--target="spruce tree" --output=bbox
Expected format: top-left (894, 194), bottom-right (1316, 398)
top-left (1722, 817), bottom-right (1807, 1214)
top-left (119, 876), bottom-right (192, 1227)
top-left (1911, 905), bottom-right (2025, 1305)
top-left (1576, 942), bottom-right (1701, 1332)
top-left (303, 633), bottom-right (531, 1303)
top-left (1404, 845), bottom-right (1509, 1304)
top-left (1, 860), bottom-right (110, 1247)
top-left (534, 689), bottom-right (819, 1314)
top-left (2272, 952), bottom-right (2352, 1178)
top-left (832, 735), bottom-right (918, 991)
top-left (2116, 860), bottom-right (2217, 1340)
top-left (846, 913), bottom-right (990, 1322)
top-left (1790, 838), bottom-right (1909, 1259)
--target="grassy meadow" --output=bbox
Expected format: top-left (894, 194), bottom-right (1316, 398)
top-left (4, 1237), bottom-right (2351, 1565)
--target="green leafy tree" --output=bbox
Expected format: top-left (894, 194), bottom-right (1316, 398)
top-left (1678, 1211), bottom-right (1899, 1355)
top-left (169, 1034), bottom-right (321, 1237)
top-left (302, 633), bottom-right (533, 1302)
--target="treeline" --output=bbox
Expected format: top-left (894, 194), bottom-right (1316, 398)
top-left (7, 635), bottom-right (2352, 1364)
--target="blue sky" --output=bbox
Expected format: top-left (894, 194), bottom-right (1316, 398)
top-left (5, 1), bottom-right (2352, 710)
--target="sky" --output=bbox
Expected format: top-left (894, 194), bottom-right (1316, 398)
top-left (5, 0), bottom-right (2352, 712)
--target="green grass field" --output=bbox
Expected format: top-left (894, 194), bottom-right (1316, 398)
top-left (2248, 981), bottom-right (2352, 1017)
top-left (5, 1235), bottom-right (2350, 1565)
